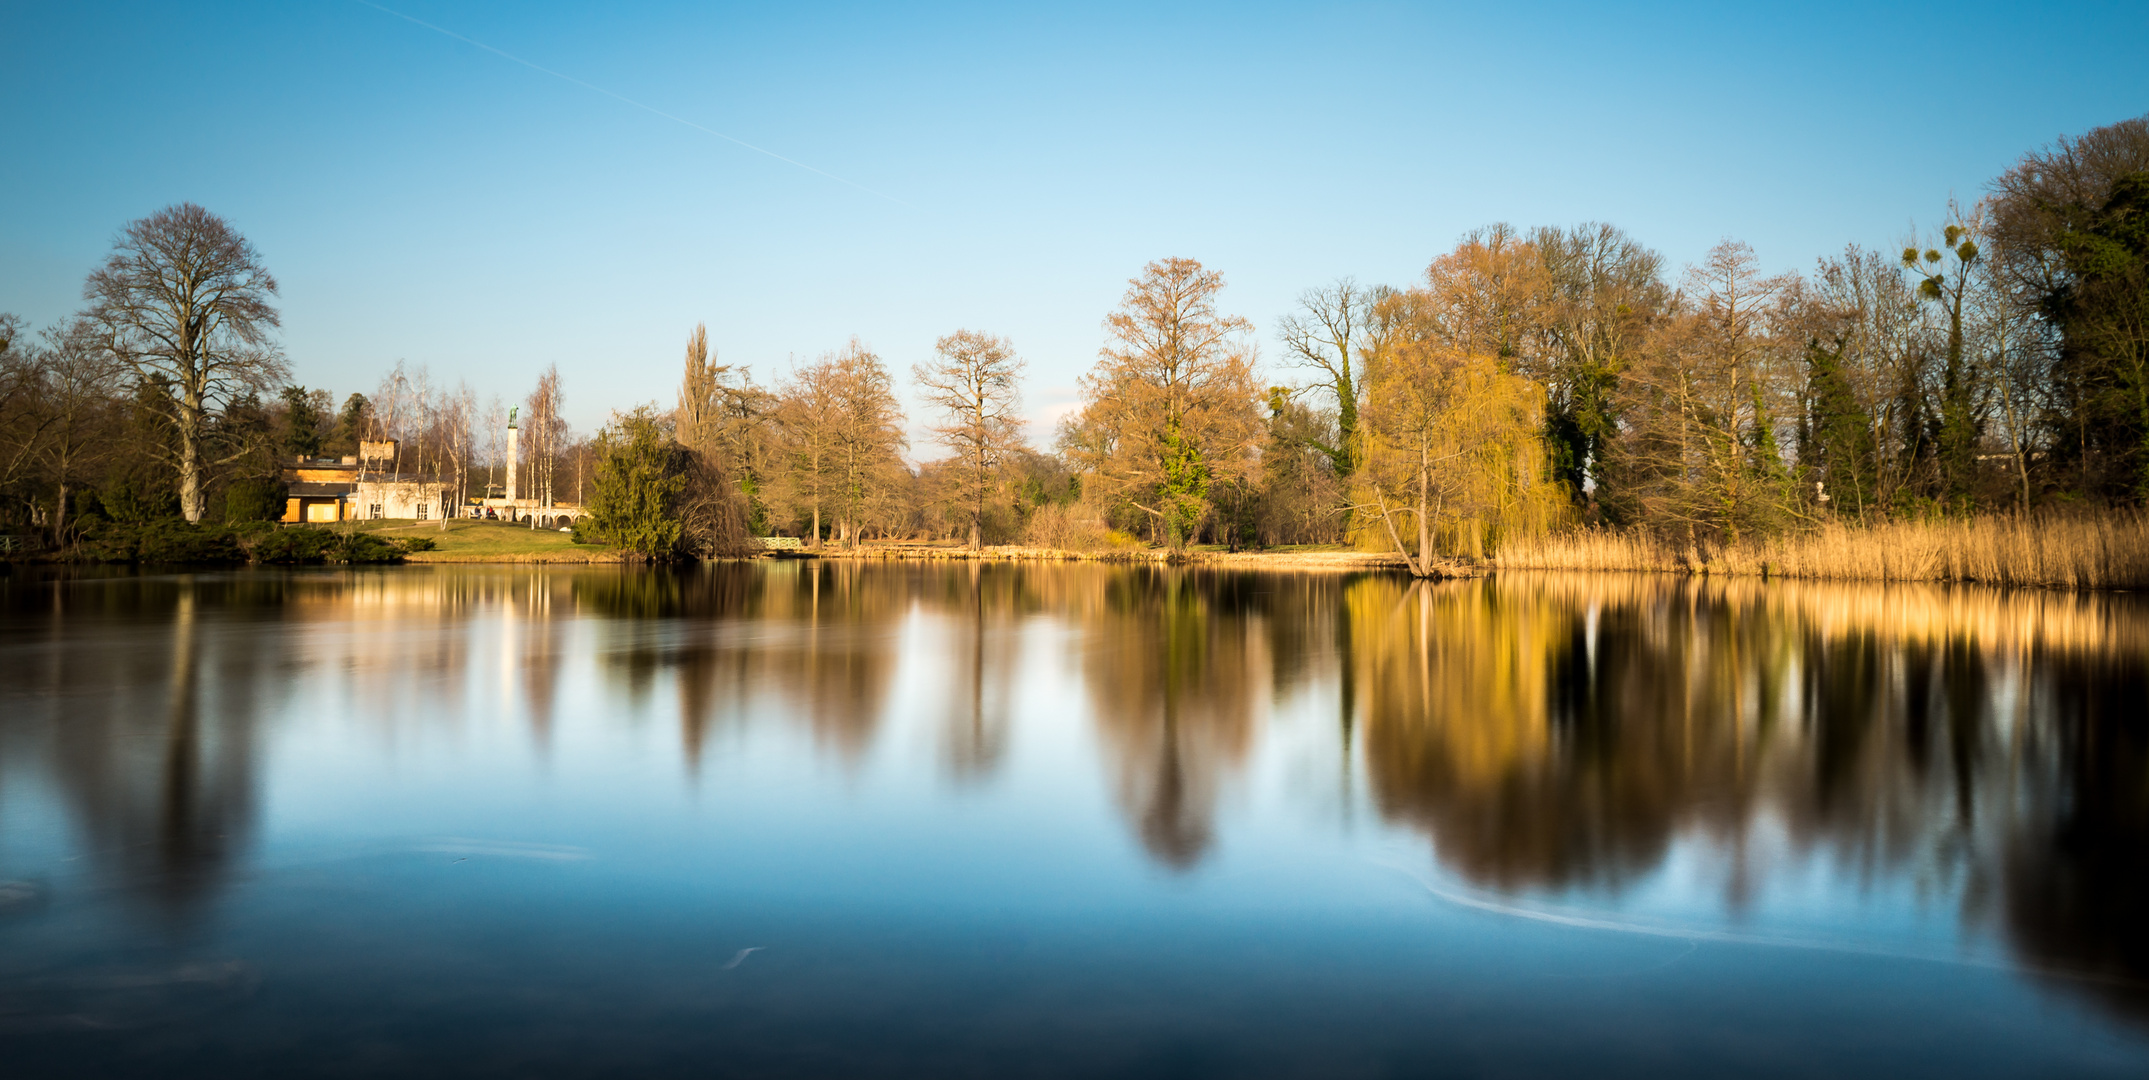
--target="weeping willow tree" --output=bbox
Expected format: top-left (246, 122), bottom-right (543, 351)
top-left (1357, 344), bottom-right (1565, 575)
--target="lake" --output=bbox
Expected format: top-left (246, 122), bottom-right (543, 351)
top-left (1, 562), bottom-right (2146, 1078)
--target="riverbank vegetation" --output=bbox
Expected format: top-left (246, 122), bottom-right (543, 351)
top-left (545, 112), bottom-right (2149, 585)
top-left (1498, 512), bottom-right (2149, 589)
top-left (31, 517), bottom-right (433, 565)
top-left (4, 115), bottom-right (2147, 582)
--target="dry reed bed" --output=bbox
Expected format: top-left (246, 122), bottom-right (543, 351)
top-left (1496, 514), bottom-right (2149, 590)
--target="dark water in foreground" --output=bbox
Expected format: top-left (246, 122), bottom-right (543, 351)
top-left (1, 562), bottom-right (2146, 1078)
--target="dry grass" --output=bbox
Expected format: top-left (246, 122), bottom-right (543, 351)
top-left (1495, 511), bottom-right (2149, 590)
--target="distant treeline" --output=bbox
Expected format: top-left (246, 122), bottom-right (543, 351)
top-left (6, 114), bottom-right (2148, 564)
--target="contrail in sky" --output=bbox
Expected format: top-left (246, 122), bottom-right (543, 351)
top-left (349, 0), bottom-right (911, 207)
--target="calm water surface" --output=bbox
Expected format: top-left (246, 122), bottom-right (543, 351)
top-left (1, 562), bottom-right (2146, 1077)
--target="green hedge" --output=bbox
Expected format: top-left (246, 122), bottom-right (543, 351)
top-left (66, 520), bottom-right (431, 565)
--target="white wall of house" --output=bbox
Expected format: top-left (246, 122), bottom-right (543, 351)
top-left (354, 481), bottom-right (451, 521)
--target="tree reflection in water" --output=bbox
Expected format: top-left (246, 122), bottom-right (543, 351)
top-left (2003, 649), bottom-right (2149, 1023)
top-left (1347, 573), bottom-right (2149, 1023)
top-left (579, 562), bottom-right (906, 768)
top-left (3, 563), bottom-right (2144, 1026)
top-left (1083, 569), bottom-right (1262, 866)
top-left (569, 561), bottom-right (2149, 1020)
top-left (1, 574), bottom-right (274, 921)
top-left (928, 562), bottom-right (1026, 782)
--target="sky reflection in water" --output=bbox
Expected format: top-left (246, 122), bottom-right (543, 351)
top-left (0, 562), bottom-right (2145, 1078)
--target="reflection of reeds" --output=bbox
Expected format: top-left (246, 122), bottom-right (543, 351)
top-left (1342, 570), bottom-right (2149, 1026)
top-left (1351, 572), bottom-right (2149, 897)
top-left (1497, 512), bottom-right (2149, 589)
top-left (1499, 570), bottom-right (2149, 658)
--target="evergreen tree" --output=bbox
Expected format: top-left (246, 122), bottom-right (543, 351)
top-left (581, 407), bottom-right (687, 558)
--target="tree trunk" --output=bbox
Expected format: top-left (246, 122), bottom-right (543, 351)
top-left (1416, 451), bottom-right (1431, 572)
top-left (1374, 492), bottom-right (1426, 579)
top-left (971, 447), bottom-right (985, 550)
top-left (178, 403), bottom-right (205, 523)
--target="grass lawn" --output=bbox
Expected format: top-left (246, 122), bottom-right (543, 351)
top-left (352, 519), bottom-right (622, 562)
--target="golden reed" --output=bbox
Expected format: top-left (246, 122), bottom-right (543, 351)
top-left (1494, 511), bottom-right (2149, 589)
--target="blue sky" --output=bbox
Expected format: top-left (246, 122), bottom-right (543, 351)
top-left (3, 1), bottom-right (2144, 440)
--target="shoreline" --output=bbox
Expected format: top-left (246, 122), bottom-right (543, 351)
top-left (404, 550), bottom-right (628, 564)
top-left (794, 543), bottom-right (1446, 574)
top-left (24, 514), bottom-right (2147, 589)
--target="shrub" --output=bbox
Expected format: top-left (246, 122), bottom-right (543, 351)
top-left (335, 531), bottom-right (406, 563)
top-left (133, 520), bottom-right (246, 564)
top-left (248, 527), bottom-right (426, 564)
top-left (76, 482), bottom-right (180, 526)
top-left (250, 528), bottom-right (342, 564)
top-left (223, 478), bottom-right (286, 522)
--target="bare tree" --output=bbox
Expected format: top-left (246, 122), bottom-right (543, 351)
top-left (410, 366), bottom-right (436, 480)
top-left (826, 340), bottom-right (907, 546)
top-left (1276, 280), bottom-right (1368, 477)
top-left (1976, 226), bottom-right (2043, 509)
top-left (769, 343), bottom-right (905, 546)
top-left (774, 355), bottom-right (841, 544)
top-left (370, 361), bottom-right (413, 483)
top-left (444, 382), bottom-right (477, 519)
top-left (482, 396), bottom-right (506, 500)
top-left (0, 313), bottom-right (55, 498)
top-left (82, 203), bottom-right (286, 521)
top-left (1419, 224), bottom-right (1554, 363)
top-left (914, 330), bottom-right (1027, 548)
top-left (1612, 240), bottom-right (1799, 542)
top-left (36, 319), bottom-right (124, 542)
top-left (677, 323), bottom-right (724, 457)
top-left (676, 322), bottom-right (779, 527)
top-left (1062, 257), bottom-right (1261, 549)
top-left (526, 365), bottom-right (565, 507)
top-left (1901, 204), bottom-right (1987, 502)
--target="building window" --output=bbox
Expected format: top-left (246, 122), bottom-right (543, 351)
top-left (369, 504), bottom-right (383, 520)
top-left (416, 502), bottom-right (428, 521)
